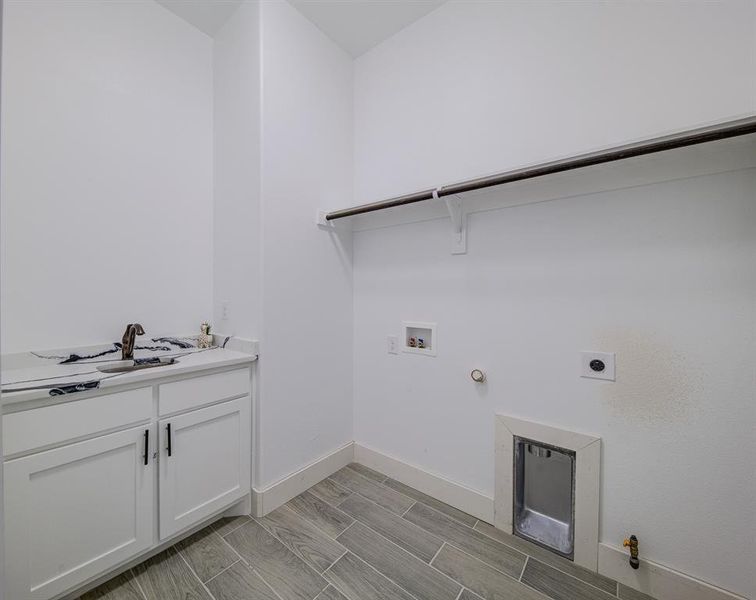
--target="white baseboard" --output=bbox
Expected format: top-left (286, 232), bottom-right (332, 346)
top-left (353, 443), bottom-right (494, 523)
top-left (598, 543), bottom-right (748, 600)
top-left (251, 442), bottom-right (354, 516)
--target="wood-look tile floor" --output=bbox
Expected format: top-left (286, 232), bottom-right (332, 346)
top-left (79, 464), bottom-right (655, 600)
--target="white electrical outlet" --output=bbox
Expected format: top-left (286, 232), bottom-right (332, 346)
top-left (221, 301), bottom-right (230, 320)
top-left (387, 335), bottom-right (398, 354)
top-left (581, 351), bottom-right (615, 381)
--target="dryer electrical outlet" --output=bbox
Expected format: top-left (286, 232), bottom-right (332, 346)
top-left (580, 351), bottom-right (615, 381)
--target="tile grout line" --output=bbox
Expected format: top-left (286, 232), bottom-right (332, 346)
top-left (129, 567), bottom-right (149, 600)
top-left (405, 495), bottom-right (604, 600)
top-left (513, 554), bottom-right (614, 600)
top-left (336, 490), bottom-right (446, 555)
top-left (471, 521), bottom-right (619, 596)
top-left (202, 558), bottom-right (241, 587)
top-left (429, 541), bottom-right (447, 565)
top-left (438, 535), bottom-right (528, 583)
top-left (279, 498), bottom-right (356, 542)
top-left (298, 488), bottom-right (355, 517)
top-left (339, 494), bottom-right (444, 558)
top-left (312, 481), bottom-right (353, 509)
top-left (214, 528), bottom-right (255, 573)
top-left (212, 525), bottom-right (289, 600)
top-left (407, 500), bottom-right (569, 585)
top-left (522, 555), bottom-right (621, 598)
top-left (376, 477), bottom-right (479, 530)
top-left (520, 576), bottom-right (563, 600)
top-left (297, 488), bottom-right (357, 530)
top-left (345, 464), bottom-right (390, 486)
top-left (337, 487), bottom-right (414, 523)
top-left (335, 467), bottom-right (417, 508)
top-left (323, 476), bottom-right (353, 497)
top-left (248, 513), bottom-right (333, 597)
top-left (334, 491), bottom-right (355, 509)
top-left (519, 555), bottom-right (529, 582)
top-left (176, 545), bottom-right (222, 600)
top-left (400, 499), bottom-right (417, 517)
top-left (213, 515), bottom-right (252, 539)
top-left (333, 474), bottom-right (536, 597)
top-left (342, 517), bottom-right (463, 598)
top-left (333, 519), bottom-right (357, 542)
top-left (313, 585), bottom-right (338, 600)
top-left (327, 549), bottom-right (426, 600)
top-left (251, 564), bottom-right (290, 600)
top-left (323, 547), bottom-right (349, 574)
top-left (327, 476), bottom-right (365, 501)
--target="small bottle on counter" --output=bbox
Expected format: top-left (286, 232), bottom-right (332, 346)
top-left (198, 322), bottom-right (213, 349)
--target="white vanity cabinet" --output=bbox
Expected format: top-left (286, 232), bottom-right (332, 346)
top-left (2, 362), bottom-right (253, 600)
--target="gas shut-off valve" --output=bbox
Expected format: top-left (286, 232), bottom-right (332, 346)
top-left (623, 535), bottom-right (640, 569)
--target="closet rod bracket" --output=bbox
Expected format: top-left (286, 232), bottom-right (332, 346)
top-left (316, 209), bottom-right (351, 230)
top-left (434, 190), bottom-right (467, 254)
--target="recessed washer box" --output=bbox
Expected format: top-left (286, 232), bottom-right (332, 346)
top-left (402, 321), bottom-right (436, 356)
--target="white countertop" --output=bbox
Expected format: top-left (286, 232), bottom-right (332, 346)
top-left (1, 345), bottom-right (257, 408)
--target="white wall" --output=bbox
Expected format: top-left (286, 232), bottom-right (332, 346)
top-left (213, 1), bottom-right (261, 340)
top-left (257, 0), bottom-right (353, 487)
top-left (354, 0), bottom-right (756, 204)
top-left (0, 0), bottom-right (214, 353)
top-left (1, 2), bottom-right (6, 593)
top-left (353, 168), bottom-right (756, 597)
top-left (352, 2), bottom-right (756, 597)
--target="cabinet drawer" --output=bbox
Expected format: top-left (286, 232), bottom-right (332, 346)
top-left (3, 387), bottom-right (152, 456)
top-left (158, 368), bottom-right (250, 416)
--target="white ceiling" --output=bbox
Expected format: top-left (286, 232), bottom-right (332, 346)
top-left (155, 0), bottom-right (244, 36)
top-left (156, 0), bottom-right (445, 56)
top-left (287, 0), bottom-right (446, 57)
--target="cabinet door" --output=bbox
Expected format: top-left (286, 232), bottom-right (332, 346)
top-left (4, 424), bottom-right (155, 600)
top-left (159, 397), bottom-right (249, 539)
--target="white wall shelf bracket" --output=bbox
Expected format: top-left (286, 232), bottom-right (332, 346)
top-left (434, 190), bottom-right (467, 254)
top-left (316, 210), bottom-right (334, 228)
top-left (316, 209), bottom-right (352, 231)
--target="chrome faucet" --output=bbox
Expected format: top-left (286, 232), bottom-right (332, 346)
top-left (121, 323), bottom-right (145, 360)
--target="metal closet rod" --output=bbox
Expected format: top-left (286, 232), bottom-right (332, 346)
top-left (325, 115), bottom-right (756, 221)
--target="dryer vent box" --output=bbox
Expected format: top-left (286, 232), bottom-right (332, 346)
top-left (513, 437), bottom-right (575, 559)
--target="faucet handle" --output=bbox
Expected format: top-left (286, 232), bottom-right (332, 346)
top-left (133, 323), bottom-right (145, 335)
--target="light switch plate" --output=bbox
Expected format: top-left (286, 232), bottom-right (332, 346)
top-left (581, 351), bottom-right (615, 381)
top-left (387, 336), bottom-right (399, 355)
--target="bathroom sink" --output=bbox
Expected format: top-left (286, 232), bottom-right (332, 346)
top-left (97, 357), bottom-right (177, 374)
